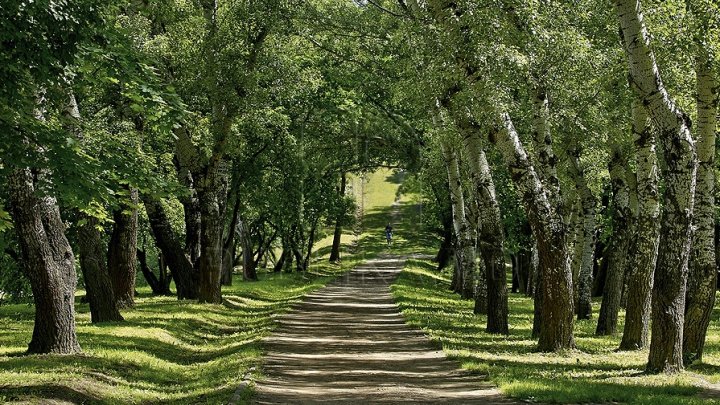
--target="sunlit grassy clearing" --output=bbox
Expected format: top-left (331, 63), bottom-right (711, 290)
top-left (392, 260), bottom-right (720, 405)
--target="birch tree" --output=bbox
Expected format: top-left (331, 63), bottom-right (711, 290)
top-left (614, 0), bottom-right (697, 372)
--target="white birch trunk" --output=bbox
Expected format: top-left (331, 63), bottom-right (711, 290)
top-left (441, 138), bottom-right (476, 299)
top-left (615, 0), bottom-right (697, 373)
top-left (489, 112), bottom-right (575, 351)
top-left (683, 48), bottom-right (718, 363)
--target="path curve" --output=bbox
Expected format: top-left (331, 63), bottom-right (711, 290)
top-left (250, 256), bottom-right (513, 404)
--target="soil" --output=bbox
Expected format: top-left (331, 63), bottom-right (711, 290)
top-left (251, 256), bottom-right (516, 404)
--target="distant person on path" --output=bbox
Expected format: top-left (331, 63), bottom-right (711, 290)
top-left (385, 224), bottom-right (393, 246)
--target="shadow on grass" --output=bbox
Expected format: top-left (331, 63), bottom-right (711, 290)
top-left (391, 260), bottom-right (715, 405)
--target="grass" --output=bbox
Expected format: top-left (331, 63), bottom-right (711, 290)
top-left (391, 259), bottom-right (720, 404)
top-left (0, 168), bottom-right (413, 404)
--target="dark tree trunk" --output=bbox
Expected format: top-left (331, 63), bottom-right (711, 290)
top-left (142, 195), bottom-right (198, 300)
top-left (274, 249), bottom-right (288, 273)
top-left (221, 242), bottom-right (235, 286)
top-left (137, 249), bottom-right (171, 295)
top-left (222, 195), bottom-right (242, 286)
top-left (532, 265), bottom-right (543, 339)
top-left (511, 257), bottom-right (520, 293)
top-left (435, 220), bottom-right (454, 271)
top-left (197, 164), bottom-right (227, 304)
top-left (76, 217), bottom-right (124, 323)
top-left (293, 247), bottom-right (305, 272)
top-left (329, 173), bottom-right (347, 263)
top-left (592, 238), bottom-right (607, 297)
top-left (8, 168), bottom-right (81, 354)
top-left (597, 145), bottom-right (633, 336)
top-left (107, 188), bottom-right (139, 308)
top-left (303, 220), bottom-right (318, 272)
top-left (239, 220), bottom-right (258, 281)
top-left (450, 247), bottom-right (463, 294)
top-left (431, 181), bottom-right (454, 272)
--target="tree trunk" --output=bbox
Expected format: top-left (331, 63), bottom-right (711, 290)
top-left (568, 199), bottom-right (584, 308)
top-left (221, 197), bottom-right (241, 286)
top-left (440, 138), bottom-right (476, 300)
top-left (597, 143), bottom-right (633, 335)
top-left (175, 127), bottom-right (203, 266)
top-left (76, 217), bottom-right (124, 323)
top-left (462, 128), bottom-right (508, 333)
top-left (197, 163), bottom-right (227, 304)
top-left (620, 101), bottom-right (660, 349)
top-left (137, 249), bottom-right (171, 295)
top-left (142, 195), bottom-right (198, 299)
top-left (489, 113), bottom-right (574, 351)
top-left (239, 220), bottom-right (258, 281)
top-left (8, 168), bottom-right (82, 354)
top-left (567, 148), bottom-right (596, 321)
top-left (615, 0), bottom-right (697, 373)
top-left (592, 238), bottom-right (608, 297)
top-left (329, 173), bottom-right (347, 263)
top-left (107, 188), bottom-right (139, 308)
top-left (683, 49), bottom-right (718, 364)
top-left (431, 181), bottom-right (454, 271)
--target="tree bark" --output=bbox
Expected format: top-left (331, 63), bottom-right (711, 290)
top-left (597, 144), bottom-right (633, 335)
top-left (620, 100), bottom-right (660, 350)
top-left (567, 147), bottom-right (596, 320)
top-left (615, 0), bottom-right (697, 373)
top-left (137, 249), bottom-right (171, 295)
top-left (76, 217), bottom-right (124, 323)
top-left (197, 162), bottom-right (227, 304)
top-left (329, 173), bottom-right (347, 263)
top-left (489, 113), bottom-right (574, 351)
top-left (8, 168), bottom-right (82, 354)
top-left (683, 48), bottom-right (718, 364)
top-left (175, 128), bottom-right (203, 267)
top-left (462, 128), bottom-right (508, 333)
top-left (240, 219), bottom-right (258, 281)
top-left (107, 188), bottom-right (139, 308)
top-left (440, 138), bottom-right (476, 300)
top-left (142, 195), bottom-right (198, 299)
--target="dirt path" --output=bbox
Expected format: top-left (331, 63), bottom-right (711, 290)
top-left (250, 256), bottom-right (514, 404)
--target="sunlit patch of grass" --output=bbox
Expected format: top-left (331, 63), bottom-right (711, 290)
top-left (392, 260), bottom-right (720, 404)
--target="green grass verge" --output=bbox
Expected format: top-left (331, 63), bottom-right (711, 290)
top-left (391, 259), bottom-right (720, 405)
top-left (0, 168), bottom-right (419, 404)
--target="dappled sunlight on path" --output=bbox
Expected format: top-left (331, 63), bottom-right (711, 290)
top-left (249, 256), bottom-right (514, 404)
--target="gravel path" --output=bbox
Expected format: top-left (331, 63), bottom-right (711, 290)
top-left (250, 256), bottom-right (514, 404)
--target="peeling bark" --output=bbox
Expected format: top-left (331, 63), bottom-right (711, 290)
top-left (441, 138), bottom-right (476, 300)
top-left (615, 0), bottom-right (697, 373)
top-left (620, 100), bottom-right (660, 350)
top-left (461, 126), bottom-right (508, 333)
top-left (683, 48), bottom-right (718, 364)
top-left (567, 148), bottom-right (596, 320)
top-left (489, 113), bottom-right (574, 351)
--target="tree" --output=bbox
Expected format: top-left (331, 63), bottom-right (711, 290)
top-left (615, 0), bottom-right (697, 373)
